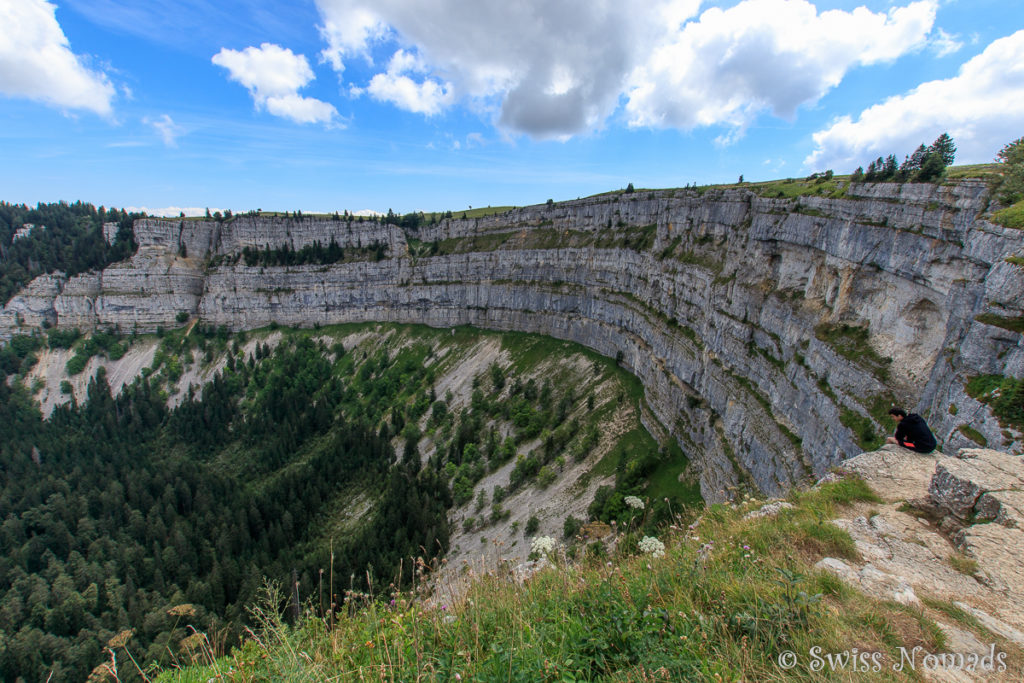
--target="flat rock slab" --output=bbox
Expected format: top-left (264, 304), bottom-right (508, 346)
top-left (955, 523), bottom-right (1024, 608)
top-left (840, 446), bottom-right (941, 502)
top-left (831, 511), bottom-right (986, 602)
top-left (815, 557), bottom-right (920, 607)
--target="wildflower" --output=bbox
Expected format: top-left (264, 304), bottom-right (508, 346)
top-left (624, 495), bottom-right (645, 510)
top-left (638, 536), bottom-right (666, 558)
top-left (107, 629), bottom-right (134, 648)
top-left (531, 535), bottom-right (556, 557)
top-left (179, 633), bottom-right (206, 651)
top-left (167, 604), bottom-right (197, 617)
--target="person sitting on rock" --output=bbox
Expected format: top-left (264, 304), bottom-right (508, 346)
top-left (885, 408), bottom-right (937, 454)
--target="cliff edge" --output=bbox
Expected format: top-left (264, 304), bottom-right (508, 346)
top-left (3, 180), bottom-right (1022, 501)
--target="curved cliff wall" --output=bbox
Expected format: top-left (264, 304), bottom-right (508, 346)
top-left (4, 181), bottom-right (1022, 500)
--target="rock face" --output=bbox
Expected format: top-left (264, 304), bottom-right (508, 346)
top-left (929, 448), bottom-right (1024, 522)
top-left (2, 181), bottom-right (1023, 500)
top-left (818, 446), bottom-right (1024, 665)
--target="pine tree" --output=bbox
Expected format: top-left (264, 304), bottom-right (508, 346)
top-left (929, 133), bottom-right (956, 166)
top-left (996, 136), bottom-right (1024, 204)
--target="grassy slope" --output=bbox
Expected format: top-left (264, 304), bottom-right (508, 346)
top-left (154, 475), bottom-right (1023, 682)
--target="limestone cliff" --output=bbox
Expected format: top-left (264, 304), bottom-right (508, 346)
top-left (3, 180), bottom-right (1022, 501)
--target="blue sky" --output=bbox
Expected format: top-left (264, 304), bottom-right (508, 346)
top-left (0, 0), bottom-right (1021, 215)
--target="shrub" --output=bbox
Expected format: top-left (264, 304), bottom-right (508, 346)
top-left (563, 515), bottom-right (583, 539)
top-left (537, 465), bottom-right (556, 488)
top-left (525, 515), bottom-right (540, 535)
top-left (65, 352), bottom-right (89, 376)
top-left (47, 328), bottom-right (81, 349)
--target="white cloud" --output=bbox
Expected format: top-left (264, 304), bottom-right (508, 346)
top-left (364, 49), bottom-right (453, 115)
top-left (806, 30), bottom-right (1024, 171)
top-left (0, 0), bottom-right (115, 115)
top-left (625, 0), bottom-right (937, 138)
top-left (264, 93), bottom-right (339, 124)
top-left (930, 28), bottom-right (963, 57)
top-left (212, 42), bottom-right (338, 125)
top-left (144, 114), bottom-right (183, 147)
top-left (315, 0), bottom-right (702, 138)
top-left (314, 0), bottom-right (936, 140)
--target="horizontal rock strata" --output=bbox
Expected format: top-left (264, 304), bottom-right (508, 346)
top-left (3, 181), bottom-right (1023, 500)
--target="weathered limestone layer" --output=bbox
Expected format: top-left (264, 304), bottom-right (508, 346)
top-left (3, 181), bottom-right (1022, 500)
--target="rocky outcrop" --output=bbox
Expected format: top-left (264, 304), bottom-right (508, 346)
top-left (2, 180), bottom-right (1022, 501)
top-left (132, 215), bottom-right (406, 258)
top-left (929, 448), bottom-right (1024, 523)
top-left (818, 446), bottom-right (1024, 668)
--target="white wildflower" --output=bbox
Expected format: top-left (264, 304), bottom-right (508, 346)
top-left (531, 535), bottom-right (556, 557)
top-left (638, 536), bottom-right (666, 559)
top-left (624, 495), bottom-right (645, 510)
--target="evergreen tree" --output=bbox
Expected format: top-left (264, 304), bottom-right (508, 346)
top-left (929, 132), bottom-right (956, 166)
top-left (995, 136), bottom-right (1024, 204)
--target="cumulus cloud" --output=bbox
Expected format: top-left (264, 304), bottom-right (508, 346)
top-left (314, 0), bottom-right (937, 140)
top-left (144, 114), bottom-right (183, 147)
top-left (315, 0), bottom-right (700, 138)
top-left (806, 30), bottom-right (1024, 171)
top-left (0, 0), bottom-right (115, 115)
top-left (363, 49), bottom-right (453, 115)
top-left (212, 42), bottom-right (338, 125)
top-left (625, 0), bottom-right (936, 137)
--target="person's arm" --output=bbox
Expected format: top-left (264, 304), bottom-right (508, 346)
top-left (894, 422), bottom-right (908, 445)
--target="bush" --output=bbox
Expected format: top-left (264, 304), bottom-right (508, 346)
top-left (176, 311), bottom-right (189, 323)
top-left (525, 515), bottom-right (540, 535)
top-left (563, 515), bottom-right (582, 539)
top-left (47, 328), bottom-right (81, 349)
top-left (537, 465), bottom-right (557, 488)
top-left (65, 352), bottom-right (89, 375)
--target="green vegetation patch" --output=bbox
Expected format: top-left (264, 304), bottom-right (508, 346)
top-left (958, 424), bottom-right (988, 447)
top-left (426, 205), bottom-right (516, 222)
top-left (434, 230), bottom-right (515, 254)
top-left (748, 176), bottom-right (848, 200)
top-left (966, 374), bottom-right (1024, 432)
top-left (0, 333), bottom-right (43, 376)
top-left (992, 201), bottom-right (1024, 230)
top-left (943, 163), bottom-right (1002, 182)
top-left (976, 312), bottom-right (1024, 334)
top-left (815, 323), bottom-right (892, 382)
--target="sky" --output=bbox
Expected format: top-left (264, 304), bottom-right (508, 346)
top-left (0, 0), bottom-right (1021, 216)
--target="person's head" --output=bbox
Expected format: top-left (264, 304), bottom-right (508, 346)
top-left (888, 407), bottom-right (907, 422)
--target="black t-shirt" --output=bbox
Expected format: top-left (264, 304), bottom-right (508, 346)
top-left (895, 414), bottom-right (937, 453)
